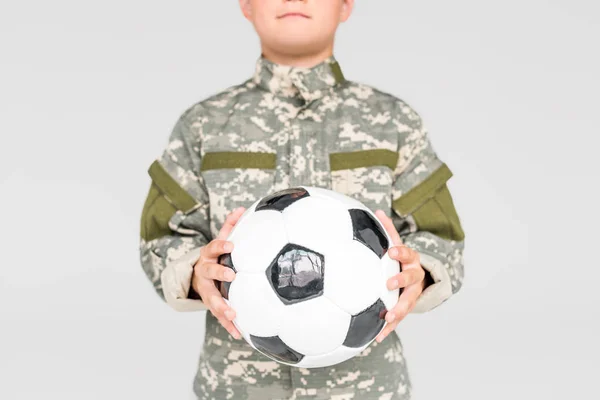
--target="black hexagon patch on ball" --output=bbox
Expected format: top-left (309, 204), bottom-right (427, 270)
top-left (349, 209), bottom-right (389, 258)
top-left (255, 187), bottom-right (310, 212)
top-left (267, 243), bottom-right (324, 305)
top-left (343, 299), bottom-right (388, 348)
top-left (250, 335), bottom-right (304, 364)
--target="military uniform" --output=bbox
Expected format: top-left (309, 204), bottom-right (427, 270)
top-left (139, 55), bottom-right (465, 399)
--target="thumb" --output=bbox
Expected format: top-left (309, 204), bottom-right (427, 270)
top-left (216, 207), bottom-right (246, 240)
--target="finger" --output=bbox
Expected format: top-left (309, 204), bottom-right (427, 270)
top-left (197, 279), bottom-right (232, 314)
top-left (376, 318), bottom-right (399, 343)
top-left (388, 245), bottom-right (419, 265)
top-left (200, 262), bottom-right (236, 282)
top-left (386, 283), bottom-right (422, 324)
top-left (209, 293), bottom-right (241, 339)
top-left (203, 239), bottom-right (233, 259)
top-left (216, 207), bottom-right (246, 240)
top-left (387, 268), bottom-right (425, 290)
top-left (204, 284), bottom-right (241, 340)
top-left (375, 210), bottom-right (402, 246)
top-left (206, 290), bottom-right (235, 321)
top-left (216, 316), bottom-right (242, 340)
top-left (377, 284), bottom-right (423, 343)
top-left (211, 295), bottom-right (237, 321)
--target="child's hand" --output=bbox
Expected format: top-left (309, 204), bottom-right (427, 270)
top-left (191, 207), bottom-right (246, 340)
top-left (374, 210), bottom-right (427, 343)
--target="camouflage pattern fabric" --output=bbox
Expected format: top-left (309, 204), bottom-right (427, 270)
top-left (194, 313), bottom-right (411, 400)
top-left (139, 55), bottom-right (465, 399)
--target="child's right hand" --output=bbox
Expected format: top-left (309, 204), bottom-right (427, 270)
top-left (190, 207), bottom-right (246, 340)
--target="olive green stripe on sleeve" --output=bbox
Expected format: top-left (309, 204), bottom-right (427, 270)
top-left (329, 149), bottom-right (399, 171)
top-left (392, 163), bottom-right (453, 216)
top-left (200, 151), bottom-right (277, 171)
top-left (148, 160), bottom-right (197, 212)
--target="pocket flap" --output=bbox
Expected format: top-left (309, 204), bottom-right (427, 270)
top-left (200, 151), bottom-right (277, 171)
top-left (329, 149), bottom-right (399, 171)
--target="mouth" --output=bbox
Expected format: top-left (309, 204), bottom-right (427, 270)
top-left (277, 12), bottom-right (310, 19)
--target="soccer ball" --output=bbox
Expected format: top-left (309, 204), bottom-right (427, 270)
top-left (218, 186), bottom-right (401, 368)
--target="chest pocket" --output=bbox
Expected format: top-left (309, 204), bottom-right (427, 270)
top-left (329, 149), bottom-right (398, 215)
top-left (200, 151), bottom-right (277, 238)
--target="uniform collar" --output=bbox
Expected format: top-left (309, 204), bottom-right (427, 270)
top-left (252, 54), bottom-right (345, 103)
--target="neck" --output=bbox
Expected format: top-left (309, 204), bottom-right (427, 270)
top-left (261, 43), bottom-right (334, 68)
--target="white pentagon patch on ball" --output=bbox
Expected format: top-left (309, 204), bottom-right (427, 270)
top-left (218, 186), bottom-right (402, 368)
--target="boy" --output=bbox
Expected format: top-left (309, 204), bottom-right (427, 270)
top-left (139, 1), bottom-right (465, 399)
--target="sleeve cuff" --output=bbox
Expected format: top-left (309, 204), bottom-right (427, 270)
top-left (411, 252), bottom-right (453, 313)
top-left (160, 247), bottom-right (208, 312)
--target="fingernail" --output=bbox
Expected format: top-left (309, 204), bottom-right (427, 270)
top-left (389, 248), bottom-right (398, 257)
top-left (229, 329), bottom-right (239, 339)
top-left (223, 242), bottom-right (232, 252)
top-left (399, 247), bottom-right (407, 257)
top-left (224, 269), bottom-right (235, 281)
top-left (386, 312), bottom-right (395, 323)
top-left (389, 280), bottom-right (399, 290)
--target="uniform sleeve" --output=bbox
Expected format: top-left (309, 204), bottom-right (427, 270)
top-left (390, 103), bottom-right (465, 313)
top-left (139, 107), bottom-right (211, 312)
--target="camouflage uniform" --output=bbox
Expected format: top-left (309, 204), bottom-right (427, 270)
top-left (139, 55), bottom-right (465, 399)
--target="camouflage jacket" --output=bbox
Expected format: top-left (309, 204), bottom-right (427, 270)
top-left (139, 55), bottom-right (465, 400)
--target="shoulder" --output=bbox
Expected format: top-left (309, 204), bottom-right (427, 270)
top-left (176, 79), bottom-right (255, 126)
top-left (341, 79), bottom-right (424, 130)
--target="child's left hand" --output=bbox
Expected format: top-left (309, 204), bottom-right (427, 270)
top-left (374, 210), bottom-right (427, 343)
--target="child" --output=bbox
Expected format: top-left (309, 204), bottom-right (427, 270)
top-left (139, 1), bottom-right (465, 399)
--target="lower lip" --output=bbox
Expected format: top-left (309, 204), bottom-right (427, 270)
top-left (280, 14), bottom-right (309, 19)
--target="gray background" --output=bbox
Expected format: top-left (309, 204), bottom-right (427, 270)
top-left (1, 0), bottom-right (598, 399)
